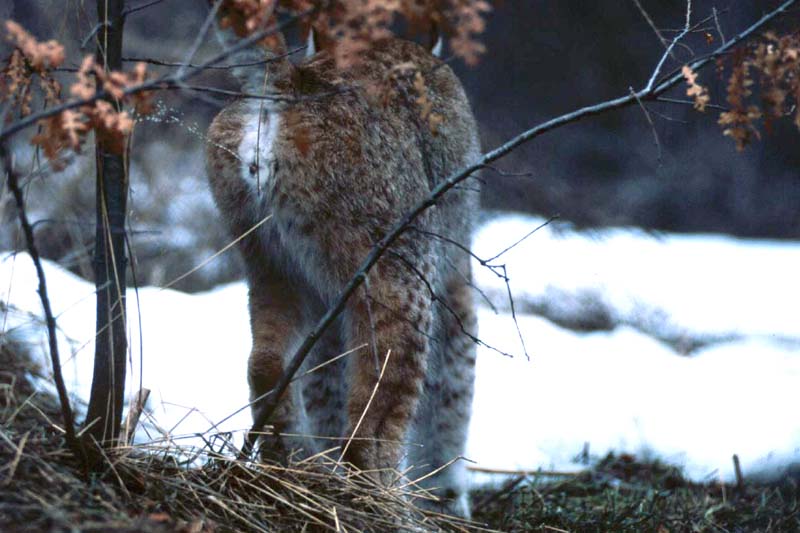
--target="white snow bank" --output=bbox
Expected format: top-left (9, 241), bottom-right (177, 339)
top-left (473, 215), bottom-right (800, 343)
top-left (0, 253), bottom-right (253, 447)
top-left (468, 309), bottom-right (800, 482)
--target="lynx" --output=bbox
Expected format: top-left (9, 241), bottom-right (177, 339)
top-left (206, 27), bottom-right (480, 516)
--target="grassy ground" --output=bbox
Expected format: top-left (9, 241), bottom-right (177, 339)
top-left (1, 338), bottom-right (798, 532)
top-left (472, 454), bottom-right (799, 532)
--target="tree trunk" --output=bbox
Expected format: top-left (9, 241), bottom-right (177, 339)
top-left (84, 0), bottom-right (128, 449)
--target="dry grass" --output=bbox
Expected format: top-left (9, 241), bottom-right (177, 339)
top-left (0, 339), bottom-right (482, 532)
top-left (4, 333), bottom-right (799, 532)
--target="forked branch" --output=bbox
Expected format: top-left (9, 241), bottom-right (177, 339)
top-left (0, 5), bottom-right (319, 142)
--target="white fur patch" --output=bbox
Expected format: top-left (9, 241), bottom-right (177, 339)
top-left (238, 104), bottom-right (282, 191)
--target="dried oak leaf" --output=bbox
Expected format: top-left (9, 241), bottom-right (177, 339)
top-left (682, 65), bottom-right (710, 112)
top-left (4, 20), bottom-right (65, 71)
top-left (30, 109), bottom-right (89, 169)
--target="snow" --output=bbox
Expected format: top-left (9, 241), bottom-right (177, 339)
top-left (1, 214), bottom-right (799, 484)
top-left (469, 310), bottom-right (800, 482)
top-left (0, 256), bottom-right (253, 448)
top-left (473, 215), bottom-right (800, 342)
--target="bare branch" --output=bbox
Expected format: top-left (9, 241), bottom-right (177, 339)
top-left (176, 0), bottom-right (224, 80)
top-left (121, 45), bottom-right (306, 69)
top-left (484, 217), bottom-right (557, 264)
top-left (645, 8), bottom-right (730, 92)
top-left (655, 96), bottom-right (728, 111)
top-left (684, 0), bottom-right (693, 31)
top-left (1, 144), bottom-right (87, 469)
top-left (122, 0), bottom-right (167, 17)
top-left (242, 0), bottom-right (800, 456)
top-left (386, 249), bottom-right (516, 359)
top-left (173, 84), bottom-right (348, 103)
top-left (630, 0), bottom-right (671, 51)
top-left (81, 23), bottom-right (105, 50)
top-left (120, 387), bottom-right (150, 445)
top-left (0, 5), bottom-right (319, 142)
top-left (713, 7), bottom-right (727, 46)
top-left (630, 86), bottom-right (662, 163)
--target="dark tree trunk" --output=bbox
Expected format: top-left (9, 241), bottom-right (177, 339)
top-left (84, 0), bottom-right (128, 448)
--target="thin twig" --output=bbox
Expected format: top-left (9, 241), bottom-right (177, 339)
top-left (646, 26), bottom-right (690, 92)
top-left (484, 217), bottom-right (557, 264)
top-left (121, 388), bottom-right (150, 445)
top-left (630, 0), bottom-right (672, 52)
top-left (0, 5), bottom-right (320, 142)
top-left (646, 8), bottom-right (727, 92)
top-left (121, 45), bottom-right (306, 69)
top-left (684, 0), bottom-right (693, 31)
top-left (468, 465), bottom-right (582, 476)
top-left (630, 86), bottom-right (662, 163)
top-left (335, 350), bottom-right (392, 471)
top-left (122, 0), bottom-right (167, 17)
top-left (655, 96), bottom-right (728, 111)
top-left (176, 0), bottom-right (225, 81)
top-left (384, 250), bottom-right (516, 358)
top-left (733, 454), bottom-right (744, 492)
top-left (1, 144), bottom-right (87, 469)
top-left (81, 23), bottom-right (105, 49)
top-left (713, 7), bottom-right (727, 46)
top-left (159, 214), bottom-right (272, 291)
top-left (124, 231), bottom-right (145, 424)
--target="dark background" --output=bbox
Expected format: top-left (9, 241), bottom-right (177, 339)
top-left (2, 0), bottom-right (799, 291)
top-left (466, 1), bottom-right (800, 237)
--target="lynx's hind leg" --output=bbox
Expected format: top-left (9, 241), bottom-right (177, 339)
top-left (247, 271), bottom-right (311, 462)
top-left (342, 252), bottom-right (435, 484)
top-left (300, 317), bottom-right (349, 457)
top-left (408, 264), bottom-right (477, 518)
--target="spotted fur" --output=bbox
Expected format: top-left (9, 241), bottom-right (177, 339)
top-left (206, 36), bottom-right (480, 517)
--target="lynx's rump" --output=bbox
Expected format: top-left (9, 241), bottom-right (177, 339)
top-left (206, 36), bottom-right (480, 518)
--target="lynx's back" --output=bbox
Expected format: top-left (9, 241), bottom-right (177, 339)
top-left (208, 39), bottom-right (479, 270)
top-left (206, 37), bottom-right (480, 517)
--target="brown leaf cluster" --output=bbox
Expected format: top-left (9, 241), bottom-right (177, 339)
top-left (32, 55), bottom-right (152, 166)
top-left (214, 1), bottom-right (489, 134)
top-left (441, 0), bottom-right (491, 66)
top-left (2, 20), bottom-right (153, 167)
top-left (218, 0), bottom-right (285, 50)
top-left (681, 65), bottom-right (710, 112)
top-left (718, 50), bottom-right (762, 151)
top-left (1, 20), bottom-right (64, 117)
top-left (317, 0), bottom-right (400, 68)
top-left (215, 0), bottom-right (491, 68)
top-left (718, 31), bottom-right (800, 151)
top-left (219, 0), bottom-right (276, 36)
top-left (3, 20), bottom-right (64, 71)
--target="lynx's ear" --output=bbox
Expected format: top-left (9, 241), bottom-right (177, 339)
top-left (305, 27), bottom-right (318, 58)
top-left (431, 34), bottom-right (444, 58)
